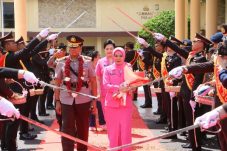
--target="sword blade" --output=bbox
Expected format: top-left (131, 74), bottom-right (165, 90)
top-left (19, 115), bottom-right (104, 151)
top-left (38, 81), bottom-right (98, 99)
top-left (108, 17), bottom-right (137, 39)
top-left (57, 11), bottom-right (87, 36)
top-left (116, 7), bottom-right (154, 36)
top-left (107, 124), bottom-right (200, 151)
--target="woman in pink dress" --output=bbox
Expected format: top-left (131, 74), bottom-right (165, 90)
top-left (103, 47), bottom-right (133, 151)
top-left (95, 39), bottom-right (115, 130)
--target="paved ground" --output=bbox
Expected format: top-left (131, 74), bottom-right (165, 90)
top-left (16, 87), bottom-right (221, 151)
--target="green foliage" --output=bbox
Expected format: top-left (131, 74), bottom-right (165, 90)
top-left (138, 10), bottom-right (175, 46)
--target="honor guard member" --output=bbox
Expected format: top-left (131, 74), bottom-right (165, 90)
top-left (155, 32), bottom-right (212, 151)
top-left (138, 36), bottom-right (182, 137)
top-left (0, 29), bottom-right (57, 151)
top-left (55, 35), bottom-right (97, 151)
top-left (152, 40), bottom-right (165, 116)
top-left (124, 42), bottom-right (139, 101)
top-left (169, 41), bottom-right (227, 151)
top-left (137, 37), bottom-right (153, 108)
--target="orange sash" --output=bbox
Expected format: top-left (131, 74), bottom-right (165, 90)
top-left (0, 53), bottom-right (6, 67)
top-left (214, 56), bottom-right (227, 103)
top-left (185, 55), bottom-right (195, 90)
top-left (153, 57), bottom-right (160, 79)
top-left (129, 51), bottom-right (139, 66)
top-left (138, 56), bottom-right (145, 71)
top-left (161, 52), bottom-right (168, 84)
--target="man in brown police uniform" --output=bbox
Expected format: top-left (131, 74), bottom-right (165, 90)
top-left (55, 35), bottom-right (97, 151)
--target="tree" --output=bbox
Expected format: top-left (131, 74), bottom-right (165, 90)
top-left (138, 10), bottom-right (175, 45)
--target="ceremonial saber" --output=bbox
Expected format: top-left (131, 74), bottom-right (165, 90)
top-left (57, 11), bottom-right (87, 36)
top-left (39, 81), bottom-right (98, 99)
top-left (107, 124), bottom-right (200, 151)
top-left (116, 7), bottom-right (154, 36)
top-left (19, 115), bottom-right (105, 151)
top-left (108, 17), bottom-right (137, 39)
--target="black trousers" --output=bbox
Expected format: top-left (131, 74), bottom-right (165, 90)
top-left (46, 88), bottom-right (54, 107)
top-left (215, 96), bottom-right (227, 151)
top-left (4, 104), bottom-right (24, 151)
top-left (181, 88), bottom-right (202, 150)
top-left (177, 95), bottom-right (186, 129)
top-left (61, 101), bottom-right (91, 151)
top-left (38, 86), bottom-right (49, 114)
top-left (30, 95), bottom-right (39, 120)
top-left (143, 85), bottom-right (152, 106)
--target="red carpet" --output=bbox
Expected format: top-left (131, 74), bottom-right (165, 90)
top-left (36, 104), bottom-right (166, 151)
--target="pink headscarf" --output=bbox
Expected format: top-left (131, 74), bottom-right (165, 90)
top-left (113, 47), bottom-right (125, 59)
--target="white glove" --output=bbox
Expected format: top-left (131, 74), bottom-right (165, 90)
top-left (48, 48), bottom-right (55, 55)
top-left (169, 66), bottom-right (184, 79)
top-left (137, 37), bottom-right (149, 48)
top-left (190, 100), bottom-right (197, 112)
top-left (154, 33), bottom-right (165, 41)
top-left (194, 110), bottom-right (219, 129)
top-left (194, 85), bottom-right (212, 97)
top-left (38, 28), bottom-right (50, 38)
top-left (0, 97), bottom-right (20, 119)
top-left (23, 71), bottom-right (39, 84)
top-left (47, 34), bottom-right (58, 41)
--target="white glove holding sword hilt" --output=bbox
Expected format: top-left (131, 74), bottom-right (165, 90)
top-left (19, 70), bottom-right (39, 84)
top-left (153, 33), bottom-right (165, 41)
top-left (47, 34), bottom-right (59, 41)
top-left (169, 66), bottom-right (188, 79)
top-left (194, 107), bottom-right (221, 129)
top-left (36, 27), bottom-right (50, 39)
top-left (0, 97), bottom-right (20, 119)
top-left (136, 37), bottom-right (149, 48)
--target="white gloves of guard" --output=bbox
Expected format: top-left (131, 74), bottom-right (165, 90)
top-left (38, 28), bottom-right (50, 38)
top-left (137, 37), bottom-right (149, 48)
top-left (0, 97), bottom-right (20, 119)
top-left (194, 109), bottom-right (219, 129)
top-left (23, 71), bottom-right (39, 84)
top-left (154, 33), bottom-right (165, 41)
top-left (169, 66), bottom-right (184, 79)
top-left (48, 48), bottom-right (55, 55)
top-left (47, 34), bottom-right (58, 41)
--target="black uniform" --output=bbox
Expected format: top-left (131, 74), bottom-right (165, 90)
top-left (32, 53), bottom-right (50, 116)
top-left (148, 46), bottom-right (182, 133)
top-left (186, 61), bottom-right (227, 151)
top-left (166, 39), bottom-right (208, 150)
top-left (3, 38), bottom-right (48, 151)
top-left (138, 47), bottom-right (153, 108)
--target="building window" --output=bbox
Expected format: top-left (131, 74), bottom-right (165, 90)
top-left (3, 2), bottom-right (14, 28)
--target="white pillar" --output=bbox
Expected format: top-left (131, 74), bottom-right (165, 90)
top-left (175, 0), bottom-right (185, 40)
top-left (190, 0), bottom-right (200, 39)
top-left (14, 0), bottom-right (27, 40)
top-left (206, 0), bottom-right (218, 38)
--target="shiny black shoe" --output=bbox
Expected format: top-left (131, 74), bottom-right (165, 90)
top-left (19, 133), bottom-right (37, 140)
top-left (156, 118), bottom-right (167, 124)
top-left (140, 104), bottom-right (152, 108)
top-left (153, 110), bottom-right (161, 115)
top-left (181, 143), bottom-right (192, 149)
top-left (39, 113), bottom-right (50, 116)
